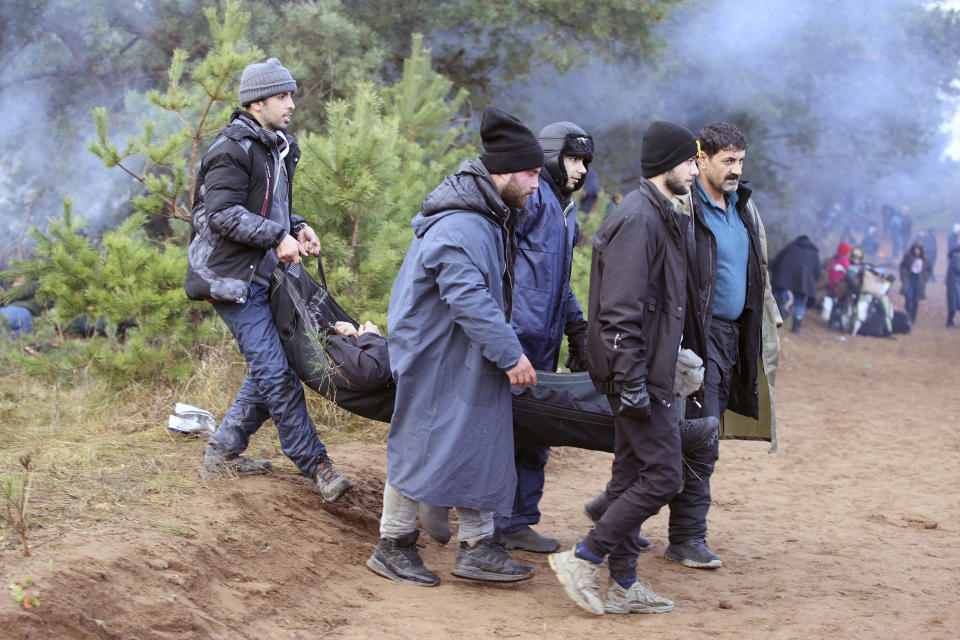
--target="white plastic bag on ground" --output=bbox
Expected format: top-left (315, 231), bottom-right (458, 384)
top-left (167, 403), bottom-right (216, 436)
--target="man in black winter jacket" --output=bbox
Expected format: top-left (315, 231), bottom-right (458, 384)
top-left (771, 235), bottom-right (821, 334)
top-left (186, 58), bottom-right (351, 503)
top-left (549, 121), bottom-right (700, 616)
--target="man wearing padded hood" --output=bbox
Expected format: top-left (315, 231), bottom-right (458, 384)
top-left (185, 58), bottom-right (351, 504)
top-left (495, 121), bottom-right (593, 554)
top-left (366, 106), bottom-right (541, 588)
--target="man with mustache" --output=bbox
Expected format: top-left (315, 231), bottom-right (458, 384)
top-left (664, 122), bottom-right (781, 570)
top-left (366, 106), bottom-right (541, 587)
top-left (186, 58), bottom-right (352, 504)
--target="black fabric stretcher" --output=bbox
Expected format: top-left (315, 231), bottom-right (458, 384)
top-left (270, 261), bottom-right (616, 453)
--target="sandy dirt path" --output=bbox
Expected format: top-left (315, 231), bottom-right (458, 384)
top-left (3, 264), bottom-right (959, 640)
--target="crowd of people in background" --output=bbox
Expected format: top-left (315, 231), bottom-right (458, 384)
top-left (774, 207), bottom-right (960, 336)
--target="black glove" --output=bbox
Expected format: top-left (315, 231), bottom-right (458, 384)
top-left (619, 377), bottom-right (651, 420)
top-left (564, 321), bottom-right (589, 372)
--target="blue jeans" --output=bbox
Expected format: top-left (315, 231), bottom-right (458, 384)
top-left (904, 276), bottom-right (919, 323)
top-left (0, 306), bottom-right (34, 336)
top-left (212, 282), bottom-right (326, 476)
top-left (774, 288), bottom-right (807, 321)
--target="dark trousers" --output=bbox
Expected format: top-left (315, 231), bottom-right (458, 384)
top-left (904, 276), bottom-right (919, 323)
top-left (667, 317), bottom-right (738, 543)
top-left (495, 444), bottom-right (550, 533)
top-left (585, 397), bottom-right (682, 579)
top-left (212, 282), bottom-right (326, 477)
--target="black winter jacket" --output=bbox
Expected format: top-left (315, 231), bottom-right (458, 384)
top-left (771, 235), bottom-right (821, 301)
top-left (586, 179), bottom-right (688, 403)
top-left (185, 109), bottom-right (306, 302)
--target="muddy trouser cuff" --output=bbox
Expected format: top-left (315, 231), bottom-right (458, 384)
top-left (456, 508), bottom-right (495, 546)
top-left (380, 482), bottom-right (419, 538)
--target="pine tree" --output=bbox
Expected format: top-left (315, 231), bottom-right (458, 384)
top-left (294, 34), bottom-right (468, 327)
top-left (87, 0), bottom-right (261, 224)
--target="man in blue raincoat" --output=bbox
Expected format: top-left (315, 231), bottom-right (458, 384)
top-left (366, 106), bottom-right (542, 587)
top-left (496, 121), bottom-right (593, 553)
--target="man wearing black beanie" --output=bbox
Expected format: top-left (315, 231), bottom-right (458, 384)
top-left (367, 106), bottom-right (544, 587)
top-left (549, 120), bottom-right (700, 615)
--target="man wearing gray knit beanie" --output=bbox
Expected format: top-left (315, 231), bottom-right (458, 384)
top-left (186, 58), bottom-right (353, 505)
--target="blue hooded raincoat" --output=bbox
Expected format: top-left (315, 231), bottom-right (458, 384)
top-left (386, 159), bottom-right (525, 513)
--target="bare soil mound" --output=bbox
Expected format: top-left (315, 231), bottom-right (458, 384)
top-left (3, 281), bottom-right (959, 640)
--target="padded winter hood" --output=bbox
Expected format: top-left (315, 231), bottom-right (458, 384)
top-left (538, 122), bottom-right (593, 195)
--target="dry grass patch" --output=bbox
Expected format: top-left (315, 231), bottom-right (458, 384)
top-left (0, 333), bottom-right (387, 555)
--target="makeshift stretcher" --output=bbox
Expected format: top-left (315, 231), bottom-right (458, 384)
top-left (270, 261), bottom-right (618, 453)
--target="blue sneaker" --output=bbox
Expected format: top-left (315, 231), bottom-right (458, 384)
top-left (664, 539), bottom-right (722, 569)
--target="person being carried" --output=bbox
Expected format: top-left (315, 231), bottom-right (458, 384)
top-left (366, 106), bottom-right (541, 588)
top-left (185, 58), bottom-right (351, 503)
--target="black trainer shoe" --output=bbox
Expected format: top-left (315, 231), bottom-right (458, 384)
top-left (366, 531), bottom-right (440, 587)
top-left (197, 443), bottom-right (272, 480)
top-left (451, 537), bottom-right (535, 582)
top-left (312, 455), bottom-right (352, 503)
top-left (501, 525), bottom-right (560, 553)
top-left (583, 492), bottom-right (651, 550)
top-left (665, 538), bottom-right (722, 569)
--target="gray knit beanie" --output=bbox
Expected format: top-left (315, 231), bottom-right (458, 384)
top-left (238, 58), bottom-right (297, 106)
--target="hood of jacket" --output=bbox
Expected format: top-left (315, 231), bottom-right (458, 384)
top-left (413, 158), bottom-right (526, 237)
top-left (222, 108), bottom-right (294, 152)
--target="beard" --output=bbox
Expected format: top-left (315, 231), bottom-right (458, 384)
top-left (665, 169), bottom-right (691, 196)
top-left (499, 175), bottom-right (532, 208)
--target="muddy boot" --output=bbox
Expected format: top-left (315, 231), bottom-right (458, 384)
top-left (451, 537), bottom-right (534, 582)
top-left (197, 442), bottom-right (272, 479)
top-left (664, 538), bottom-right (722, 569)
top-left (418, 503), bottom-right (451, 545)
top-left (312, 455), bottom-right (352, 503)
top-left (500, 525), bottom-right (559, 553)
top-left (366, 531), bottom-right (440, 587)
top-left (791, 316), bottom-right (802, 334)
top-left (583, 492), bottom-right (651, 551)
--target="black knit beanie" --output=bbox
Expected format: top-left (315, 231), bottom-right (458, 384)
top-left (641, 121), bottom-right (699, 179)
top-left (479, 106), bottom-right (544, 174)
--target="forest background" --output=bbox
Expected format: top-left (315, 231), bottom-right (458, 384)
top-left (3, 0), bottom-right (960, 521)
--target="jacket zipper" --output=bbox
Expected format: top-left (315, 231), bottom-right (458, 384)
top-left (260, 162), bottom-right (270, 216)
